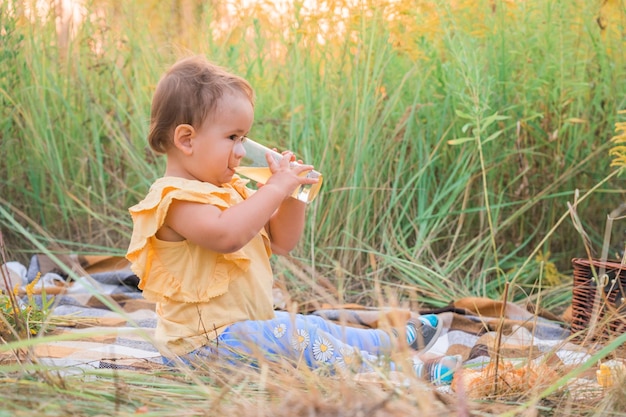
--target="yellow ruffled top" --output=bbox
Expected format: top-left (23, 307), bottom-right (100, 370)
top-left (126, 176), bottom-right (275, 356)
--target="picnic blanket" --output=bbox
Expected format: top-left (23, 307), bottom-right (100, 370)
top-left (0, 254), bottom-right (615, 394)
top-left (2, 255), bottom-right (161, 371)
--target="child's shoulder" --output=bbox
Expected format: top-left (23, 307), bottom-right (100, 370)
top-left (130, 176), bottom-right (251, 213)
top-left (151, 176), bottom-right (216, 192)
top-left (151, 176), bottom-right (249, 193)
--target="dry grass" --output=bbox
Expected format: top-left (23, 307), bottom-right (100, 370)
top-left (1, 347), bottom-right (624, 417)
top-left (2, 0), bottom-right (626, 415)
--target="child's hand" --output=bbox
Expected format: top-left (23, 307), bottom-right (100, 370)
top-left (264, 150), bottom-right (318, 199)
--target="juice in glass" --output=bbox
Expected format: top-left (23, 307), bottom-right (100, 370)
top-left (234, 139), bottom-right (323, 204)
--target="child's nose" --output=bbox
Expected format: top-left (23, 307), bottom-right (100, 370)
top-left (233, 140), bottom-right (246, 158)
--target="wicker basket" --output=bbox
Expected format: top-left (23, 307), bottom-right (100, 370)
top-left (571, 258), bottom-right (626, 339)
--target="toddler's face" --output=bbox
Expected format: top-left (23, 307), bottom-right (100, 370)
top-left (188, 92), bottom-right (254, 186)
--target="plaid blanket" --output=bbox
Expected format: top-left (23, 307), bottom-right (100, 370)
top-left (1, 254), bottom-right (607, 392)
top-left (2, 255), bottom-right (161, 371)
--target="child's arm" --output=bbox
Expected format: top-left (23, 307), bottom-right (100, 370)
top-left (266, 196), bottom-right (307, 255)
top-left (265, 151), bottom-right (313, 255)
top-left (159, 152), bottom-right (316, 254)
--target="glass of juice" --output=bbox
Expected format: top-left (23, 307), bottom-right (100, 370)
top-left (235, 138), bottom-right (323, 204)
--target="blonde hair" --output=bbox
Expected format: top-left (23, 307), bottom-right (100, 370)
top-left (148, 56), bottom-right (255, 154)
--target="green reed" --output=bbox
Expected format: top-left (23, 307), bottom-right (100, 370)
top-left (5, 1), bottom-right (626, 415)
top-left (1, 0), bottom-right (625, 309)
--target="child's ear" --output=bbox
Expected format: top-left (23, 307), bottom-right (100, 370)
top-left (173, 124), bottom-right (195, 155)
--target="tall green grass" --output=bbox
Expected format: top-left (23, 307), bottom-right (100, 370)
top-left (1, 0), bottom-right (625, 309)
top-left (2, 1), bottom-right (626, 414)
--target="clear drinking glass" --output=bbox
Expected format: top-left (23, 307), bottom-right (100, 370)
top-left (234, 138), bottom-right (323, 204)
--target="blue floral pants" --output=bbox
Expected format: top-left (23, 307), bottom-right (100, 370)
top-left (181, 311), bottom-right (395, 371)
top-left (170, 311), bottom-right (459, 385)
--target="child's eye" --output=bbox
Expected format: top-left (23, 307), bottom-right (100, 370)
top-left (228, 135), bottom-right (247, 142)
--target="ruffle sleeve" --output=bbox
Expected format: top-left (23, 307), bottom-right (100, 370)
top-left (126, 176), bottom-right (267, 302)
